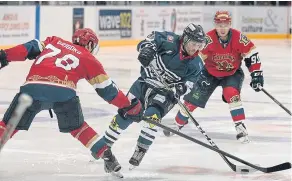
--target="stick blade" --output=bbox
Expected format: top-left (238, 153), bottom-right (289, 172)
top-left (266, 162), bottom-right (291, 173)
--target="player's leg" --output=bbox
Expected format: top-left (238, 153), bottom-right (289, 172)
top-left (0, 83), bottom-right (73, 143)
top-left (129, 90), bottom-right (177, 168)
top-left (221, 68), bottom-right (248, 143)
top-left (53, 96), bottom-right (122, 174)
top-left (88, 79), bottom-right (144, 153)
top-left (62, 80), bottom-right (144, 174)
top-left (90, 79), bottom-right (145, 152)
top-left (0, 92), bottom-right (42, 143)
top-left (165, 68), bottom-right (219, 136)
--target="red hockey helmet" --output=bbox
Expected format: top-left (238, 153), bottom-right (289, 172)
top-left (72, 28), bottom-right (99, 55)
top-left (214, 11), bottom-right (232, 24)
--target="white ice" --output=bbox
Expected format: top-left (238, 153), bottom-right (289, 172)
top-left (0, 40), bottom-right (291, 181)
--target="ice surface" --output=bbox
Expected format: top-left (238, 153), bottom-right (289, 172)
top-left (0, 40), bottom-right (291, 181)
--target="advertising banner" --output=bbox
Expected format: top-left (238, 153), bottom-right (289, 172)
top-left (173, 7), bottom-right (203, 34)
top-left (73, 8), bottom-right (84, 34)
top-left (98, 9), bottom-right (132, 39)
top-left (289, 8), bottom-right (292, 34)
top-left (0, 6), bottom-right (35, 45)
top-left (132, 7), bottom-right (203, 38)
top-left (132, 7), bottom-right (172, 39)
top-left (237, 7), bottom-right (288, 34)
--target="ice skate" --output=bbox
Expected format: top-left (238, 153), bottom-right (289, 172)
top-left (129, 146), bottom-right (147, 170)
top-left (103, 149), bottom-right (123, 178)
top-left (235, 122), bottom-right (249, 143)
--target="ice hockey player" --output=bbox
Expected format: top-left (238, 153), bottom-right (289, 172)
top-left (0, 28), bottom-right (143, 176)
top-left (88, 23), bottom-right (207, 170)
top-left (165, 11), bottom-right (264, 143)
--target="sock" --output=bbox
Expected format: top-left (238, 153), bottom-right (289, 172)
top-left (70, 121), bottom-right (100, 149)
top-left (90, 114), bottom-right (133, 158)
top-left (175, 101), bottom-right (197, 126)
top-left (137, 107), bottom-right (161, 150)
top-left (223, 87), bottom-right (245, 123)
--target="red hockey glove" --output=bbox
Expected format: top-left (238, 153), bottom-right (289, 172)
top-left (118, 98), bottom-right (143, 122)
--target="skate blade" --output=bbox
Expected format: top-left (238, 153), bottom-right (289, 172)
top-left (110, 171), bottom-right (123, 178)
top-left (89, 159), bottom-right (97, 163)
top-left (239, 137), bottom-right (250, 144)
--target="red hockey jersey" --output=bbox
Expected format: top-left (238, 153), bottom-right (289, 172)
top-left (5, 36), bottom-right (130, 108)
top-left (199, 28), bottom-right (258, 77)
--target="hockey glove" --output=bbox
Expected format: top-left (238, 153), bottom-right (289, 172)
top-left (138, 47), bottom-right (156, 67)
top-left (118, 98), bottom-right (143, 122)
top-left (0, 50), bottom-right (8, 70)
top-left (250, 70), bottom-right (264, 92)
top-left (175, 82), bottom-right (188, 97)
top-left (167, 83), bottom-right (188, 104)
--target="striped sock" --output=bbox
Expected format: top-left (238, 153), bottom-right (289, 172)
top-left (229, 101), bottom-right (245, 123)
top-left (90, 114), bottom-right (133, 158)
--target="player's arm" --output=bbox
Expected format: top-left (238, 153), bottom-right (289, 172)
top-left (0, 39), bottom-right (45, 69)
top-left (84, 58), bottom-right (143, 121)
top-left (137, 31), bottom-right (166, 67)
top-left (172, 56), bottom-right (204, 97)
top-left (240, 33), bottom-right (264, 92)
top-left (137, 31), bottom-right (162, 52)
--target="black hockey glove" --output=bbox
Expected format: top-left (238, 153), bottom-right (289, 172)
top-left (0, 50), bottom-right (8, 70)
top-left (118, 98), bottom-right (143, 122)
top-left (175, 83), bottom-right (187, 97)
top-left (168, 83), bottom-right (188, 104)
top-left (250, 70), bottom-right (264, 92)
top-left (138, 47), bottom-right (156, 67)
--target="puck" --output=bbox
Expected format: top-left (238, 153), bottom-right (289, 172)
top-left (241, 169), bottom-right (249, 173)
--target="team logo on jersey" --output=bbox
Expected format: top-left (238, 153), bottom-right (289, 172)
top-left (167, 35), bottom-right (174, 42)
top-left (215, 60), bottom-right (235, 72)
top-left (239, 33), bottom-right (250, 46)
top-left (205, 35), bottom-right (212, 48)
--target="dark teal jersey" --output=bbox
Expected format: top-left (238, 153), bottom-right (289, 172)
top-left (137, 31), bottom-right (203, 86)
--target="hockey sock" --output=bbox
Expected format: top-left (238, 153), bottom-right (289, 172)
top-left (90, 114), bottom-right (133, 158)
top-left (70, 121), bottom-right (103, 155)
top-left (137, 107), bottom-right (161, 150)
top-left (223, 87), bottom-right (245, 123)
top-left (175, 101), bottom-right (197, 126)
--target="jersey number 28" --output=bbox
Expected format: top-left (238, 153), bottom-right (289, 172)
top-left (35, 44), bottom-right (79, 71)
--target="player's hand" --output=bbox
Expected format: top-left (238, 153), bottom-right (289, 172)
top-left (118, 98), bottom-right (143, 122)
top-left (175, 82), bottom-right (188, 96)
top-left (138, 47), bottom-right (156, 67)
top-left (250, 70), bottom-right (264, 92)
top-left (165, 83), bottom-right (187, 104)
top-left (0, 50), bottom-right (8, 70)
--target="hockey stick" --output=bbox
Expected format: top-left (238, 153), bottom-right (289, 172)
top-left (0, 93), bottom-right (33, 152)
top-left (148, 65), bottom-right (254, 172)
top-left (259, 86), bottom-right (291, 116)
top-left (143, 116), bottom-right (291, 173)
